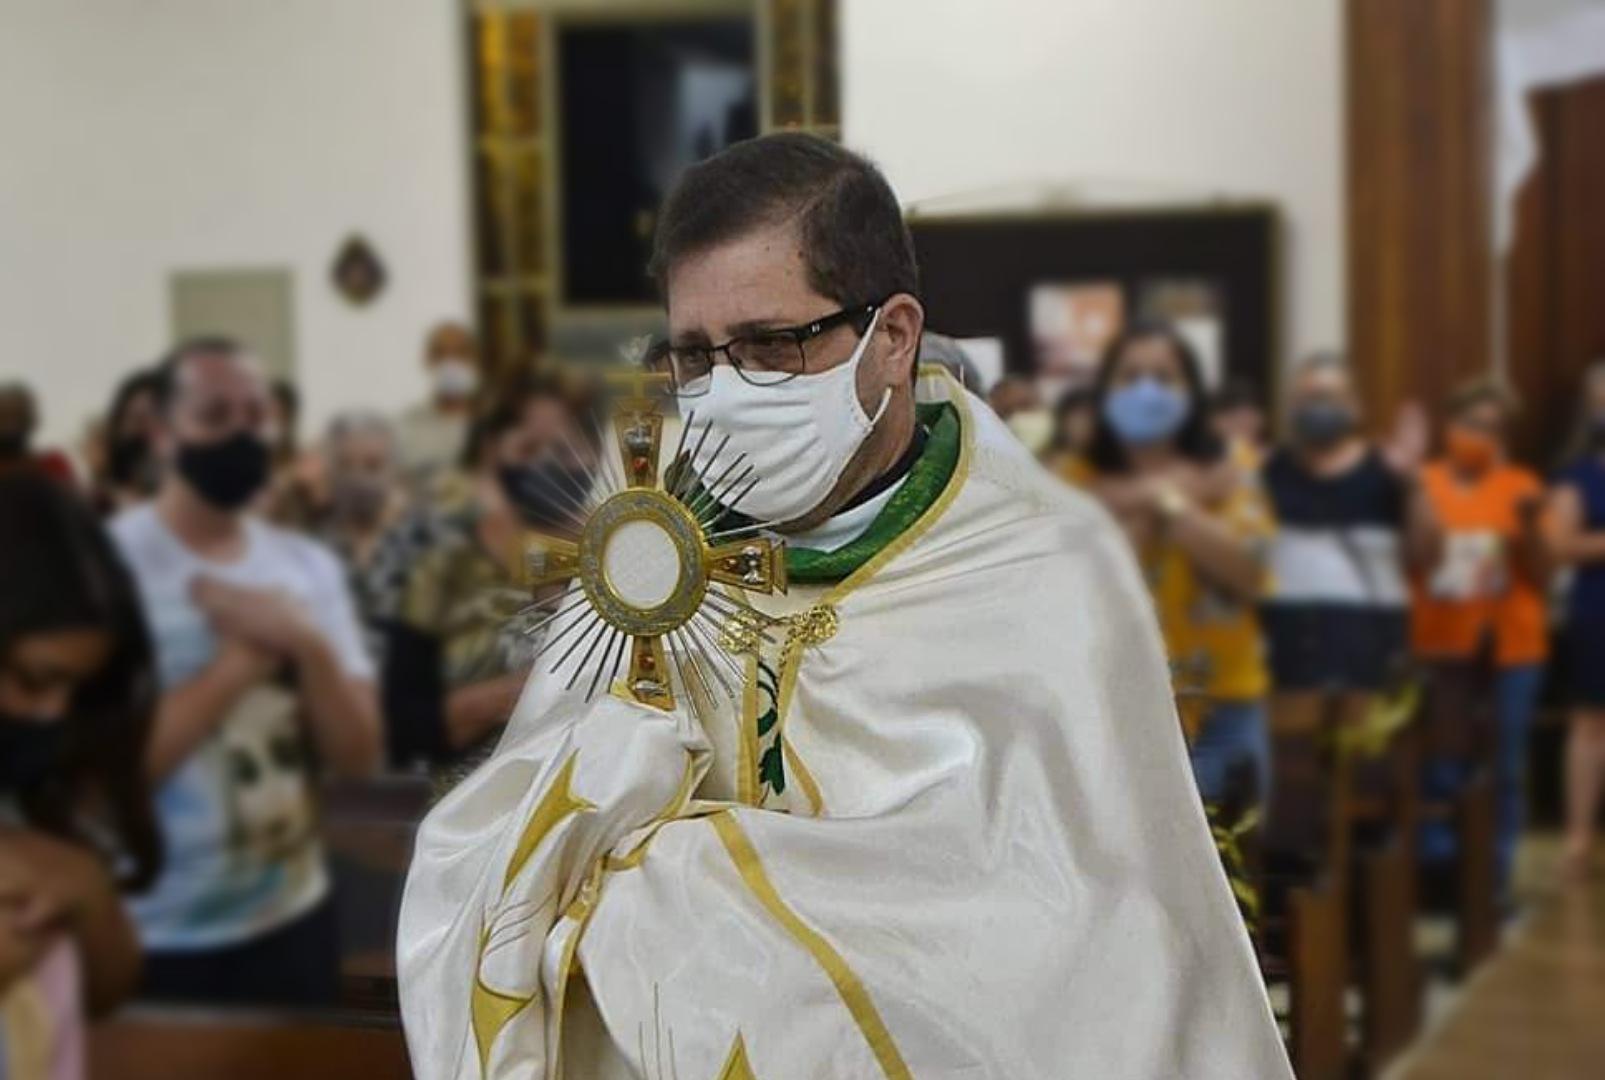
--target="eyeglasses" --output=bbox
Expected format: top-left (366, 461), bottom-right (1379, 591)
top-left (646, 302), bottom-right (881, 398)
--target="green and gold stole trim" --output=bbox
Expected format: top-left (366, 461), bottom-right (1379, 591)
top-left (786, 401), bottom-right (960, 584)
top-left (775, 371), bottom-right (977, 815)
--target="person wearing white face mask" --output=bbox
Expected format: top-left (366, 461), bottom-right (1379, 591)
top-left (394, 320), bottom-right (483, 496)
top-left (398, 134), bottom-right (1291, 1080)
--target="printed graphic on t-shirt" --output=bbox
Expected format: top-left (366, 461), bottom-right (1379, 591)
top-left (111, 505), bottom-right (370, 947)
top-left (1430, 530), bottom-right (1508, 601)
top-left (220, 685), bottom-right (317, 868)
top-left (172, 684), bottom-right (321, 931)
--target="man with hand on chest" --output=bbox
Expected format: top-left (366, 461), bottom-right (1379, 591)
top-left (399, 134), bottom-right (1290, 1079)
top-left (113, 339), bottom-right (380, 1005)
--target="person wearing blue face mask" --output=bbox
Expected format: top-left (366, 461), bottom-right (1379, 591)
top-left (1065, 323), bottom-right (1276, 915)
top-left (0, 471), bottom-right (162, 1074)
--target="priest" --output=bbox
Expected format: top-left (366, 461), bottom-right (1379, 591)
top-left (397, 133), bottom-right (1292, 1079)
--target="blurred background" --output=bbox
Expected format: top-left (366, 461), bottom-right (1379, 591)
top-left (1, 0), bottom-right (1603, 1077)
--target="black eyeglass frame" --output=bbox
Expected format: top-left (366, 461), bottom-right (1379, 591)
top-left (648, 300), bottom-right (884, 397)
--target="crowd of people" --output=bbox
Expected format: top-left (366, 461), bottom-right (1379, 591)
top-left (0, 330), bottom-right (604, 1065)
top-left (989, 334), bottom-right (1605, 921)
top-left (3, 311), bottom-right (1605, 1066)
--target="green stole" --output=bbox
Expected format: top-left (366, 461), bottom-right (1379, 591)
top-left (785, 402), bottom-right (959, 585)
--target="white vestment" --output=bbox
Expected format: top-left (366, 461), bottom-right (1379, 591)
top-left (398, 370), bottom-right (1293, 1079)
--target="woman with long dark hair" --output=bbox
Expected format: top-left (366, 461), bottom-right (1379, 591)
top-left (0, 469), bottom-right (161, 1072)
top-left (1066, 322), bottom-right (1275, 813)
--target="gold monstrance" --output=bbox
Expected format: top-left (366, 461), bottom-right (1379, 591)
top-left (514, 370), bottom-right (787, 711)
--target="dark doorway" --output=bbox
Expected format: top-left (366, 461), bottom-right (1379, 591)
top-left (557, 18), bottom-right (757, 306)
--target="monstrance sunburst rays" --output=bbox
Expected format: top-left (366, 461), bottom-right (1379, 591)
top-left (513, 370), bottom-right (787, 712)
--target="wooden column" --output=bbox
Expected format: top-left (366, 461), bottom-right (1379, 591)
top-left (1506, 76), bottom-right (1605, 464)
top-left (1347, 0), bottom-right (1493, 428)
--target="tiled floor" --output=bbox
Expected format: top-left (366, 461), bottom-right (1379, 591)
top-left (1387, 839), bottom-right (1605, 1079)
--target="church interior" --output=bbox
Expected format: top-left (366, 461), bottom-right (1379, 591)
top-left (2, 1), bottom-right (1605, 1077)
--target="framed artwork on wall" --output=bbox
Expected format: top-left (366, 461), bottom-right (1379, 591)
top-left (909, 206), bottom-right (1277, 406)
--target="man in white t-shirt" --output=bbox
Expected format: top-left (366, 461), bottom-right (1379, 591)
top-left (111, 337), bottom-right (381, 1005)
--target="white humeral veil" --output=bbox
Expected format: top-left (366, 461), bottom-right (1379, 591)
top-left (397, 369), bottom-right (1293, 1079)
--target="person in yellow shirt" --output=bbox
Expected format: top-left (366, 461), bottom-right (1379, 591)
top-left (1063, 323), bottom-right (1275, 810)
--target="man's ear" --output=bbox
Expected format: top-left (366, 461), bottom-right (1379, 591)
top-left (879, 293), bottom-right (925, 382)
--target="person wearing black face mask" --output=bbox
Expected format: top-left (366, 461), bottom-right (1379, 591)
top-left (106, 338), bottom-right (381, 1006)
top-left (1256, 354), bottom-right (1436, 860)
top-left (0, 470), bottom-right (162, 1061)
top-left (376, 373), bottom-right (598, 789)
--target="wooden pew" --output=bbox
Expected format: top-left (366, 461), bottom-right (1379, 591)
top-left (1414, 667), bottom-right (1501, 975)
top-left (91, 1007), bottom-right (411, 1080)
top-left (322, 772), bottom-right (432, 1013)
top-left (1259, 698), bottom-right (1353, 1080)
top-left (1415, 768), bottom-right (1499, 973)
top-left (1262, 693), bottom-right (1427, 1080)
top-left (1344, 720), bottom-right (1425, 1074)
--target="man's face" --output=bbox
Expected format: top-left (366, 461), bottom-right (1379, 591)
top-left (1290, 366), bottom-right (1357, 420)
top-left (330, 429), bottom-right (394, 485)
top-left (159, 352), bottom-right (271, 460)
top-left (494, 396), bottom-right (592, 471)
top-left (1453, 399), bottom-right (1507, 449)
top-left (115, 388), bottom-right (160, 441)
top-left (664, 220), bottom-right (900, 418)
top-left (425, 325), bottom-right (479, 373)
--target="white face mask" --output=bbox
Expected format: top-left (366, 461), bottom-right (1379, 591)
top-left (432, 358), bottom-right (478, 400)
top-left (690, 308), bottom-right (890, 525)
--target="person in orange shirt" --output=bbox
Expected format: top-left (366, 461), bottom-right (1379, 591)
top-left (1412, 380), bottom-right (1548, 900)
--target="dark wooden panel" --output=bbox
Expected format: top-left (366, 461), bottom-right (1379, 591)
top-left (1506, 76), bottom-right (1605, 464)
top-left (909, 208), bottom-right (1278, 395)
top-left (1348, 0), bottom-right (1492, 430)
top-left (91, 1010), bottom-right (411, 1080)
top-left (1505, 93), bottom-right (1558, 464)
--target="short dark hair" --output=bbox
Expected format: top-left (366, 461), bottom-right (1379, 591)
top-left (650, 133), bottom-right (919, 308)
top-left (461, 371), bottom-right (597, 471)
top-left (1086, 321), bottom-right (1224, 474)
top-left (1445, 376), bottom-right (1519, 420)
top-left (1211, 377), bottom-right (1263, 415)
top-left (106, 367), bottom-right (162, 435)
top-left (151, 335), bottom-right (247, 413)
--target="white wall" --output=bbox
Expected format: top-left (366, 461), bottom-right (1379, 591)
top-left (0, 0), bottom-right (471, 445)
top-left (2, 0), bottom-right (1344, 442)
top-left (842, 0), bottom-right (1345, 373)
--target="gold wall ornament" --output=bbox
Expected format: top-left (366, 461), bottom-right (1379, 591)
top-left (514, 371), bottom-right (787, 711)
